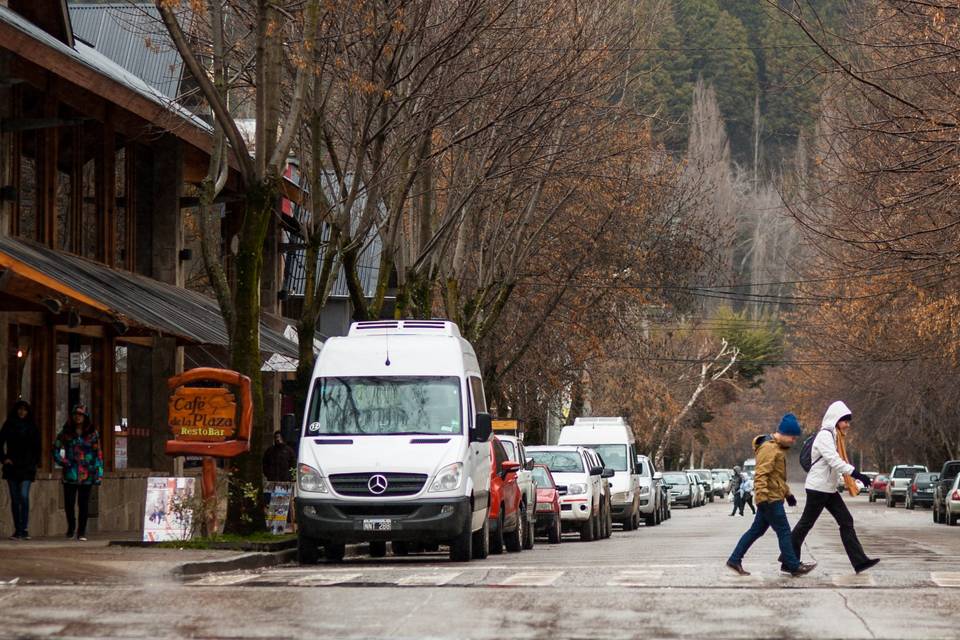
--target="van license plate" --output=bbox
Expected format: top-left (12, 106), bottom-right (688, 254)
top-left (363, 519), bottom-right (392, 531)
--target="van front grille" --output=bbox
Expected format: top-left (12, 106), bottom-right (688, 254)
top-left (329, 473), bottom-right (428, 497)
top-left (336, 504), bottom-right (421, 518)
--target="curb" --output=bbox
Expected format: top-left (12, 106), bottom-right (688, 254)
top-left (110, 538), bottom-right (297, 552)
top-left (173, 548), bottom-right (296, 577)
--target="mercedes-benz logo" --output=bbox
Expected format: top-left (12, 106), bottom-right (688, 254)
top-left (368, 474), bottom-right (389, 495)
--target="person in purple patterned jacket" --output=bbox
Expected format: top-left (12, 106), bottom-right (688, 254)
top-left (53, 404), bottom-right (103, 541)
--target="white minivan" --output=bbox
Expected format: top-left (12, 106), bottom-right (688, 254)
top-left (294, 320), bottom-right (493, 563)
top-left (559, 417), bottom-right (643, 530)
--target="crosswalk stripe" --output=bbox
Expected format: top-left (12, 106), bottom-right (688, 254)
top-left (499, 571), bottom-right (564, 586)
top-left (608, 569), bottom-right (663, 587)
top-left (292, 572), bottom-right (363, 586)
top-left (833, 573), bottom-right (876, 587)
top-left (396, 572), bottom-right (462, 586)
top-left (931, 572), bottom-right (960, 587)
top-left (191, 573), bottom-right (259, 587)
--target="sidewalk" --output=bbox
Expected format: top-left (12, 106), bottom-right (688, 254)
top-left (0, 534), bottom-right (291, 585)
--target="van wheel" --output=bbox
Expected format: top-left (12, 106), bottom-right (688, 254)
top-left (392, 541), bottom-right (409, 556)
top-left (505, 511), bottom-right (523, 552)
top-left (490, 510), bottom-right (505, 555)
top-left (369, 541), bottom-right (387, 558)
top-left (297, 534), bottom-right (320, 565)
top-left (549, 516), bottom-right (562, 544)
top-left (580, 514), bottom-right (595, 542)
top-left (472, 514), bottom-right (490, 559)
top-left (324, 543), bottom-right (346, 563)
top-left (522, 509), bottom-right (535, 550)
top-left (449, 512), bottom-right (473, 562)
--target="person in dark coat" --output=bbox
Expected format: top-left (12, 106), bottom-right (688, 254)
top-left (262, 431), bottom-right (296, 482)
top-left (0, 400), bottom-right (41, 539)
top-left (53, 404), bottom-right (104, 541)
top-left (728, 465), bottom-right (743, 516)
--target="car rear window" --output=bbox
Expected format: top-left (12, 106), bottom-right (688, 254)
top-left (531, 466), bottom-right (554, 487)
top-left (893, 467), bottom-right (923, 478)
top-left (943, 462), bottom-right (960, 481)
top-left (915, 473), bottom-right (937, 483)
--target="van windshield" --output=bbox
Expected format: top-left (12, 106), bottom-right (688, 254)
top-left (306, 376), bottom-right (462, 436)
top-left (581, 445), bottom-right (628, 471)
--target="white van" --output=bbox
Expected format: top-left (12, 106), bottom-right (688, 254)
top-left (294, 320), bottom-right (493, 563)
top-left (558, 417), bottom-right (643, 530)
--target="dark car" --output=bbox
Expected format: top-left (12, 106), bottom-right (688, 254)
top-left (869, 475), bottom-right (889, 503)
top-left (663, 472), bottom-right (694, 508)
top-left (907, 472), bottom-right (939, 510)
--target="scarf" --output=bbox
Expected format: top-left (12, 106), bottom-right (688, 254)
top-left (836, 428), bottom-right (859, 496)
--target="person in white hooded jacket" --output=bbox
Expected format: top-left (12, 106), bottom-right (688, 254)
top-left (789, 401), bottom-right (879, 574)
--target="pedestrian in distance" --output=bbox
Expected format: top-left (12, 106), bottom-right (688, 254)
top-left (740, 473), bottom-right (756, 516)
top-left (789, 401), bottom-right (879, 574)
top-left (0, 400), bottom-right (41, 539)
top-left (53, 404), bottom-right (104, 541)
top-left (728, 465), bottom-right (743, 516)
top-left (726, 414), bottom-right (816, 577)
top-left (262, 430), bottom-right (297, 483)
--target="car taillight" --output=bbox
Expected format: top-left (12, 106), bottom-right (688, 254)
top-left (952, 490), bottom-right (960, 501)
top-left (912, 483), bottom-right (917, 492)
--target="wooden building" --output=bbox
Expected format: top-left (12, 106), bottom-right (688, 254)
top-left (0, 0), bottom-right (296, 535)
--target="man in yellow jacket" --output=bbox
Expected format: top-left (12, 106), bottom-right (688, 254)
top-left (726, 414), bottom-right (817, 577)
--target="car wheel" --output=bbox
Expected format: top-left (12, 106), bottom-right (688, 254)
top-left (324, 543), bottom-right (346, 563)
top-left (907, 497), bottom-right (915, 510)
top-left (933, 505), bottom-right (939, 523)
top-left (549, 516), bottom-right (562, 544)
top-left (449, 512), bottom-right (473, 562)
top-left (869, 492), bottom-right (875, 503)
top-left (950, 512), bottom-right (959, 527)
top-left (709, 494), bottom-right (715, 503)
top-left (522, 509), bottom-right (535, 550)
top-left (505, 511), bottom-right (523, 552)
top-left (297, 534), bottom-right (320, 565)
top-left (622, 511), bottom-right (635, 531)
top-left (490, 510), bottom-right (505, 554)
top-left (392, 541), bottom-right (410, 556)
top-left (580, 513), bottom-right (595, 542)
top-left (645, 511), bottom-right (656, 526)
top-left (604, 504), bottom-right (613, 538)
top-left (886, 493), bottom-right (894, 508)
top-left (369, 541), bottom-right (387, 558)
top-left (472, 513), bottom-right (490, 559)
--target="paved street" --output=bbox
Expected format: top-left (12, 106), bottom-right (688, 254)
top-left (2, 490), bottom-right (960, 639)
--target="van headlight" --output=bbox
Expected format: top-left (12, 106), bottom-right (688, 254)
top-left (298, 464), bottom-right (328, 493)
top-left (429, 463), bottom-right (463, 492)
top-left (568, 483), bottom-right (588, 495)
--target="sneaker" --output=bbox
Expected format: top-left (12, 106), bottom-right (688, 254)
top-left (20, 535), bottom-right (30, 541)
top-left (726, 561), bottom-right (751, 576)
top-left (855, 558), bottom-right (880, 574)
top-left (789, 562), bottom-right (817, 577)
top-left (7, 535), bottom-right (19, 541)
top-left (77, 536), bottom-right (88, 542)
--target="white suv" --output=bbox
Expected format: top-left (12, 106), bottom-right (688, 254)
top-left (527, 445), bottom-right (609, 542)
top-left (887, 465), bottom-right (927, 507)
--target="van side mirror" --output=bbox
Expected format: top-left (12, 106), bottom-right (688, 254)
top-left (280, 414), bottom-right (300, 449)
top-left (601, 468), bottom-right (615, 479)
top-left (472, 413), bottom-right (492, 443)
top-left (589, 465), bottom-right (603, 476)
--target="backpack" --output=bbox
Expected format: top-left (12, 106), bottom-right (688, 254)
top-left (799, 433), bottom-right (818, 472)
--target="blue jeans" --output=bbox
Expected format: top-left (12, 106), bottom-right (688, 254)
top-left (728, 500), bottom-right (800, 571)
top-left (7, 479), bottom-right (31, 536)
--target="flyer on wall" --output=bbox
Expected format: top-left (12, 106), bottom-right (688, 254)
top-left (143, 477), bottom-right (196, 542)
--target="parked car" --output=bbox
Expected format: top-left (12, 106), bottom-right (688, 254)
top-left (887, 465), bottom-right (928, 507)
top-left (933, 461), bottom-right (960, 524)
top-left (295, 320), bottom-right (493, 565)
top-left (742, 457), bottom-right (756, 478)
top-left (559, 417), bottom-right (642, 530)
top-left (636, 454), bottom-right (661, 526)
top-left (663, 471), bottom-right (695, 508)
top-left (496, 434), bottom-right (537, 549)
top-left (488, 437), bottom-right (525, 554)
top-left (583, 447), bottom-right (614, 539)
top-left (653, 472), bottom-right (671, 521)
top-left (711, 469), bottom-right (731, 499)
top-left (868, 475), bottom-right (889, 502)
top-left (906, 472), bottom-right (939, 510)
top-left (531, 464), bottom-right (562, 543)
top-left (687, 472), bottom-right (705, 507)
top-left (936, 474), bottom-right (960, 526)
top-left (527, 445), bottom-right (610, 541)
top-left (688, 469), bottom-right (717, 502)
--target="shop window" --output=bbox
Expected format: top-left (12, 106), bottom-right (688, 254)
top-left (115, 147), bottom-right (126, 267)
top-left (81, 156), bottom-right (98, 260)
top-left (56, 129), bottom-right (73, 252)
top-left (17, 132), bottom-right (37, 241)
top-left (56, 340), bottom-right (94, 432)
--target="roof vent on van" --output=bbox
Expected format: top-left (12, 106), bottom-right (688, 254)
top-left (348, 320), bottom-right (462, 338)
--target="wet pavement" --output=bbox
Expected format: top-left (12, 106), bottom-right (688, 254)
top-left (2, 488), bottom-right (960, 638)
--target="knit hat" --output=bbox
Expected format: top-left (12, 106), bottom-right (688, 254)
top-left (777, 413), bottom-right (802, 437)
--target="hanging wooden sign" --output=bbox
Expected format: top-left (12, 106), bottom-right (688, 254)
top-left (168, 387), bottom-right (238, 441)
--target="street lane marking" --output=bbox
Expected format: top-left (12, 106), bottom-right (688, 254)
top-left (499, 571), bottom-right (563, 586)
top-left (833, 574), bottom-right (876, 588)
top-left (396, 572), bottom-right (462, 586)
top-left (931, 572), bottom-right (960, 587)
top-left (292, 572), bottom-right (362, 586)
top-left (608, 569), bottom-right (664, 587)
top-left (191, 573), bottom-right (259, 587)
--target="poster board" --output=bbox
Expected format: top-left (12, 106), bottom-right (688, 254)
top-left (143, 477), bottom-right (196, 542)
top-left (265, 482), bottom-right (295, 535)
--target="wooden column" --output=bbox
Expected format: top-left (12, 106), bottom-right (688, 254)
top-left (38, 93), bottom-right (57, 247)
top-left (96, 120), bottom-right (116, 266)
top-left (36, 324), bottom-right (57, 472)
top-left (97, 335), bottom-right (115, 471)
top-left (124, 146), bottom-right (136, 270)
top-left (69, 126), bottom-right (81, 253)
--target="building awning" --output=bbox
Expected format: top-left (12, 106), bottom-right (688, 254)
top-left (0, 235), bottom-right (297, 357)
